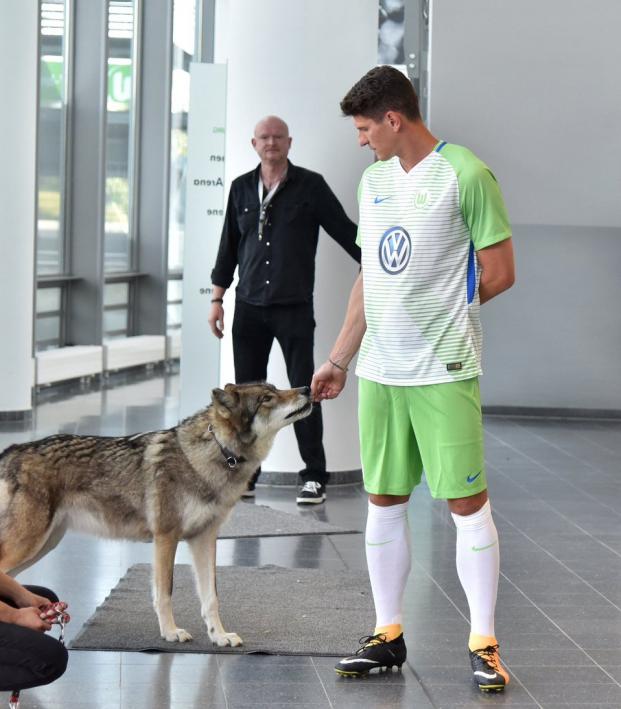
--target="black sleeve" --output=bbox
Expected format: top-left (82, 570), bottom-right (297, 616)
top-left (210, 183), bottom-right (241, 288)
top-left (314, 175), bottom-right (361, 263)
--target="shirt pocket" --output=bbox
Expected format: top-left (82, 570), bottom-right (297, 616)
top-left (236, 205), bottom-right (259, 232)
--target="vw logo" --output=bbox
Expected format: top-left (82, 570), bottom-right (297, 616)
top-left (379, 227), bottom-right (411, 274)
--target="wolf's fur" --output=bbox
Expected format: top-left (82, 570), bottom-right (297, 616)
top-left (0, 382), bottom-right (312, 646)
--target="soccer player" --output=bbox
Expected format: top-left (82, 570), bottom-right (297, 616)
top-left (311, 66), bottom-right (515, 693)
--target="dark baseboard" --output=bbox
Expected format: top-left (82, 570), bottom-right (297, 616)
top-left (483, 406), bottom-right (621, 421)
top-left (0, 409), bottom-right (32, 422)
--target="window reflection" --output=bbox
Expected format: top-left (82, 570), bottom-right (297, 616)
top-left (104, 0), bottom-right (137, 273)
top-left (36, 286), bottom-right (62, 351)
top-left (103, 283), bottom-right (129, 339)
top-left (37, 0), bottom-right (68, 276)
top-left (378, 0), bottom-right (405, 65)
top-left (167, 0), bottom-right (196, 349)
top-left (168, 0), bottom-right (196, 273)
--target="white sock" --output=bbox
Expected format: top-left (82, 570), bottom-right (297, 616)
top-left (365, 500), bottom-right (411, 628)
top-left (451, 500), bottom-right (499, 639)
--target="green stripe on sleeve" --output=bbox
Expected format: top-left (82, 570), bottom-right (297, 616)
top-left (441, 144), bottom-right (511, 250)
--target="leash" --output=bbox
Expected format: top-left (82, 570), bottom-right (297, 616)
top-left (9, 603), bottom-right (69, 709)
top-left (207, 424), bottom-right (246, 469)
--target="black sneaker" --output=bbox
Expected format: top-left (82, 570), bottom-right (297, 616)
top-left (335, 633), bottom-right (406, 677)
top-left (469, 644), bottom-right (510, 693)
top-left (296, 481), bottom-right (326, 505)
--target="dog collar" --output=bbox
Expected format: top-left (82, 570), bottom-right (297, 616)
top-left (207, 424), bottom-right (247, 469)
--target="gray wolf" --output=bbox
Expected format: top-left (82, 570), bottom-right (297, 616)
top-left (0, 383), bottom-right (312, 646)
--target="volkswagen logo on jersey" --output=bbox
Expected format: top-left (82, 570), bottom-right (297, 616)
top-left (379, 226), bottom-right (411, 274)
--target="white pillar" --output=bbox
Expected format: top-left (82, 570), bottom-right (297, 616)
top-left (0, 1), bottom-right (38, 413)
top-left (214, 0), bottom-right (377, 474)
top-left (179, 63), bottom-right (227, 420)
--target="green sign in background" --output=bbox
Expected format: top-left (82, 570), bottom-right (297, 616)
top-left (42, 56), bottom-right (132, 111)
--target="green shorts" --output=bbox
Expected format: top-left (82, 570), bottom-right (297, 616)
top-left (358, 377), bottom-right (487, 499)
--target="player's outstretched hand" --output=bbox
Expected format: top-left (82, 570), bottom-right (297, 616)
top-left (311, 361), bottom-right (347, 401)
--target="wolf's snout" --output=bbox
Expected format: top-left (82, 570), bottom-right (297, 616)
top-left (285, 388), bottom-right (314, 420)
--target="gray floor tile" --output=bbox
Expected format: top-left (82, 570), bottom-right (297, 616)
top-left (223, 679), bottom-right (331, 706)
top-left (423, 681), bottom-right (537, 706)
top-left (527, 682), bottom-right (621, 704)
top-left (3, 372), bottom-right (621, 707)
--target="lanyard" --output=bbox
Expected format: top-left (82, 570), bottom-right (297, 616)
top-left (258, 178), bottom-right (281, 210)
top-left (257, 178), bottom-right (281, 241)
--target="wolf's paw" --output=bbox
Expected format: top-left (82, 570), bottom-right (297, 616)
top-left (163, 627), bottom-right (193, 643)
top-left (210, 631), bottom-right (243, 647)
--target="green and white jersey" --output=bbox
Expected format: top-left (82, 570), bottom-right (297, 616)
top-left (356, 142), bottom-right (511, 386)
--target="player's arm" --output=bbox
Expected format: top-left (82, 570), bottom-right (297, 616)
top-left (477, 237), bottom-right (515, 304)
top-left (311, 272), bottom-right (366, 401)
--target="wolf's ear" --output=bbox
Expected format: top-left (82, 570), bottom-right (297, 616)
top-left (211, 387), bottom-right (239, 418)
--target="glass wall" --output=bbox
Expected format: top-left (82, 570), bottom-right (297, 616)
top-left (33, 0), bottom-right (200, 359)
top-left (103, 0), bottom-right (138, 274)
top-left (37, 0), bottom-right (69, 276)
top-left (36, 0), bottom-right (71, 351)
top-left (168, 0), bottom-right (196, 274)
top-left (103, 282), bottom-right (130, 339)
top-left (167, 0), bottom-right (197, 344)
top-left (102, 0), bottom-right (139, 342)
top-left (378, 0), bottom-right (405, 65)
top-left (166, 277), bottom-right (183, 336)
top-left (35, 286), bottom-right (63, 350)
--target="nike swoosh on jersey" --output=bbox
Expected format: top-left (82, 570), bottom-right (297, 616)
top-left (466, 471), bottom-right (482, 484)
top-left (373, 196), bottom-right (391, 204)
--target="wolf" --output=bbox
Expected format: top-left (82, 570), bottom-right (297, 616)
top-left (0, 382), bottom-right (312, 646)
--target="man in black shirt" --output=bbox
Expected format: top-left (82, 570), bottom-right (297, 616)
top-left (209, 115), bottom-right (360, 503)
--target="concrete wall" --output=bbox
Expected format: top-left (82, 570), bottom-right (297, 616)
top-left (428, 0), bottom-right (621, 411)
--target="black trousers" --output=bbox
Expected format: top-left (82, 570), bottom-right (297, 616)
top-left (232, 301), bottom-right (328, 485)
top-left (0, 585), bottom-right (68, 692)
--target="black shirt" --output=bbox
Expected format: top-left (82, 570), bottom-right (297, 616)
top-left (211, 161), bottom-right (360, 306)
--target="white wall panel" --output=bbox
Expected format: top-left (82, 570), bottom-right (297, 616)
top-left (180, 64), bottom-right (227, 419)
top-left (214, 0), bottom-right (377, 471)
top-left (429, 0), bottom-right (621, 228)
top-left (428, 0), bottom-right (621, 410)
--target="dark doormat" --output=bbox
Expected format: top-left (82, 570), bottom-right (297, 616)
top-left (219, 502), bottom-right (361, 538)
top-left (70, 563), bottom-right (373, 656)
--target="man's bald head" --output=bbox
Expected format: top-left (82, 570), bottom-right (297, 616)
top-left (252, 116), bottom-right (292, 167)
top-left (254, 115), bottom-right (289, 138)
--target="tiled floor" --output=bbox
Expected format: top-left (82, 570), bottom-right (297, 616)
top-left (1, 369), bottom-right (620, 707)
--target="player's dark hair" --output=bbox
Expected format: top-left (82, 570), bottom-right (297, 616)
top-left (340, 65), bottom-right (421, 122)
